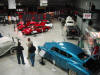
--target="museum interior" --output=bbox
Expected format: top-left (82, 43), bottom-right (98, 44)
top-left (0, 0), bottom-right (100, 75)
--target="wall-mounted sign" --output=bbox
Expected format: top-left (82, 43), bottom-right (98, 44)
top-left (83, 13), bottom-right (91, 19)
top-left (40, 0), bottom-right (48, 6)
top-left (8, 0), bottom-right (16, 9)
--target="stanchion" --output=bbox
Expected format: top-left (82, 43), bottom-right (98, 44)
top-left (51, 60), bottom-right (56, 72)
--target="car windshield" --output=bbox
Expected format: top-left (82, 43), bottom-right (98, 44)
top-left (0, 33), bottom-right (3, 38)
top-left (78, 52), bottom-right (89, 60)
top-left (67, 21), bottom-right (74, 23)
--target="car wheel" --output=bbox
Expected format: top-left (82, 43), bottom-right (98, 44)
top-left (10, 47), bottom-right (16, 55)
top-left (68, 69), bottom-right (77, 75)
top-left (45, 29), bottom-right (48, 32)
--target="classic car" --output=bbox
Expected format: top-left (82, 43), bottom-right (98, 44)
top-left (66, 26), bottom-right (81, 38)
top-left (0, 33), bottom-right (16, 56)
top-left (38, 42), bottom-right (100, 75)
top-left (17, 24), bottom-right (26, 30)
top-left (17, 21), bottom-right (24, 26)
top-left (65, 16), bottom-right (75, 26)
top-left (22, 26), bottom-right (50, 35)
top-left (65, 20), bottom-right (75, 26)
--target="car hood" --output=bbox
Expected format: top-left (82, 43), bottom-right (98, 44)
top-left (22, 28), bottom-right (31, 32)
top-left (0, 37), bottom-right (12, 44)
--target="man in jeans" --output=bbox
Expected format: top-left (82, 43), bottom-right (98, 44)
top-left (27, 38), bottom-right (33, 59)
top-left (29, 43), bottom-right (36, 66)
top-left (16, 42), bottom-right (25, 64)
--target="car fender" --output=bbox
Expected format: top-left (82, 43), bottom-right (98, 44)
top-left (68, 62), bottom-right (90, 75)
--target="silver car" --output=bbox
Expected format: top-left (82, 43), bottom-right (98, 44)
top-left (0, 33), bottom-right (16, 56)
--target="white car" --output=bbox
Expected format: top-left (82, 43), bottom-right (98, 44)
top-left (66, 16), bottom-right (73, 20)
top-left (0, 33), bottom-right (16, 56)
top-left (65, 16), bottom-right (75, 26)
top-left (65, 20), bottom-right (75, 26)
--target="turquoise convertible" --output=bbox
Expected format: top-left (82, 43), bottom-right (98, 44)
top-left (38, 42), bottom-right (100, 75)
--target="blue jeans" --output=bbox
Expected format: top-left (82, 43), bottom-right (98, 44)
top-left (17, 53), bottom-right (25, 64)
top-left (29, 53), bottom-right (35, 66)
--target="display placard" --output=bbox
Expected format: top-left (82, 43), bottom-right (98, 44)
top-left (39, 50), bottom-right (46, 57)
top-left (83, 13), bottom-right (91, 19)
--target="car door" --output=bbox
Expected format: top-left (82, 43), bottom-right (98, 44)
top-left (58, 50), bottom-right (72, 70)
top-left (50, 47), bottom-right (61, 66)
top-left (0, 41), bottom-right (13, 56)
top-left (36, 26), bottom-right (43, 33)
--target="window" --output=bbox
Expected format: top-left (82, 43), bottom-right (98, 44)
top-left (51, 47), bottom-right (59, 53)
top-left (67, 53), bottom-right (72, 58)
top-left (67, 21), bottom-right (74, 23)
top-left (60, 50), bottom-right (72, 58)
top-left (78, 52), bottom-right (89, 59)
top-left (51, 47), bottom-right (72, 58)
top-left (60, 50), bottom-right (67, 57)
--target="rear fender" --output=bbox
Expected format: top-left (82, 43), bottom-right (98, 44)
top-left (68, 62), bottom-right (90, 75)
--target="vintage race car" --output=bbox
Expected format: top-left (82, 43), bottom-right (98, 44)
top-left (17, 24), bottom-right (26, 30)
top-left (0, 33), bottom-right (16, 56)
top-left (22, 26), bottom-right (50, 35)
top-left (17, 21), bottom-right (24, 26)
top-left (17, 21), bottom-right (38, 30)
top-left (38, 42), bottom-right (100, 75)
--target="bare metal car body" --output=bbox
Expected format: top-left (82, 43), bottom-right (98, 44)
top-left (0, 34), bottom-right (16, 56)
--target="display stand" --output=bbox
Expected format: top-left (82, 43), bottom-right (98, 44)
top-left (51, 60), bottom-right (56, 72)
top-left (39, 50), bottom-right (46, 65)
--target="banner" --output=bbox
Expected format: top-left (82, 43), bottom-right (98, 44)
top-left (8, 0), bottom-right (16, 9)
top-left (83, 13), bottom-right (91, 19)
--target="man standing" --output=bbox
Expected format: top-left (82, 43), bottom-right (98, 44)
top-left (27, 38), bottom-right (33, 59)
top-left (27, 38), bottom-right (36, 66)
top-left (16, 42), bottom-right (25, 64)
top-left (29, 43), bottom-right (36, 66)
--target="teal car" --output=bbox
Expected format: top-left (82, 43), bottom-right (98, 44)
top-left (38, 42), bottom-right (100, 75)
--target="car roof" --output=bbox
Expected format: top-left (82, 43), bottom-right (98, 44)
top-left (56, 42), bottom-right (83, 55)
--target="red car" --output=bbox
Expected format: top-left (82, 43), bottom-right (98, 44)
top-left (17, 24), bottom-right (25, 30)
top-left (22, 26), bottom-right (50, 35)
top-left (42, 20), bottom-right (48, 22)
top-left (17, 21), bottom-right (38, 30)
top-left (17, 21), bottom-right (24, 26)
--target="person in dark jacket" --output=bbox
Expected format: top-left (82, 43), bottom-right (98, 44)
top-left (29, 43), bottom-right (36, 66)
top-left (16, 42), bottom-right (25, 64)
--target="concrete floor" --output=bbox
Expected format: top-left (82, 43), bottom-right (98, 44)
top-left (0, 20), bottom-right (78, 75)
